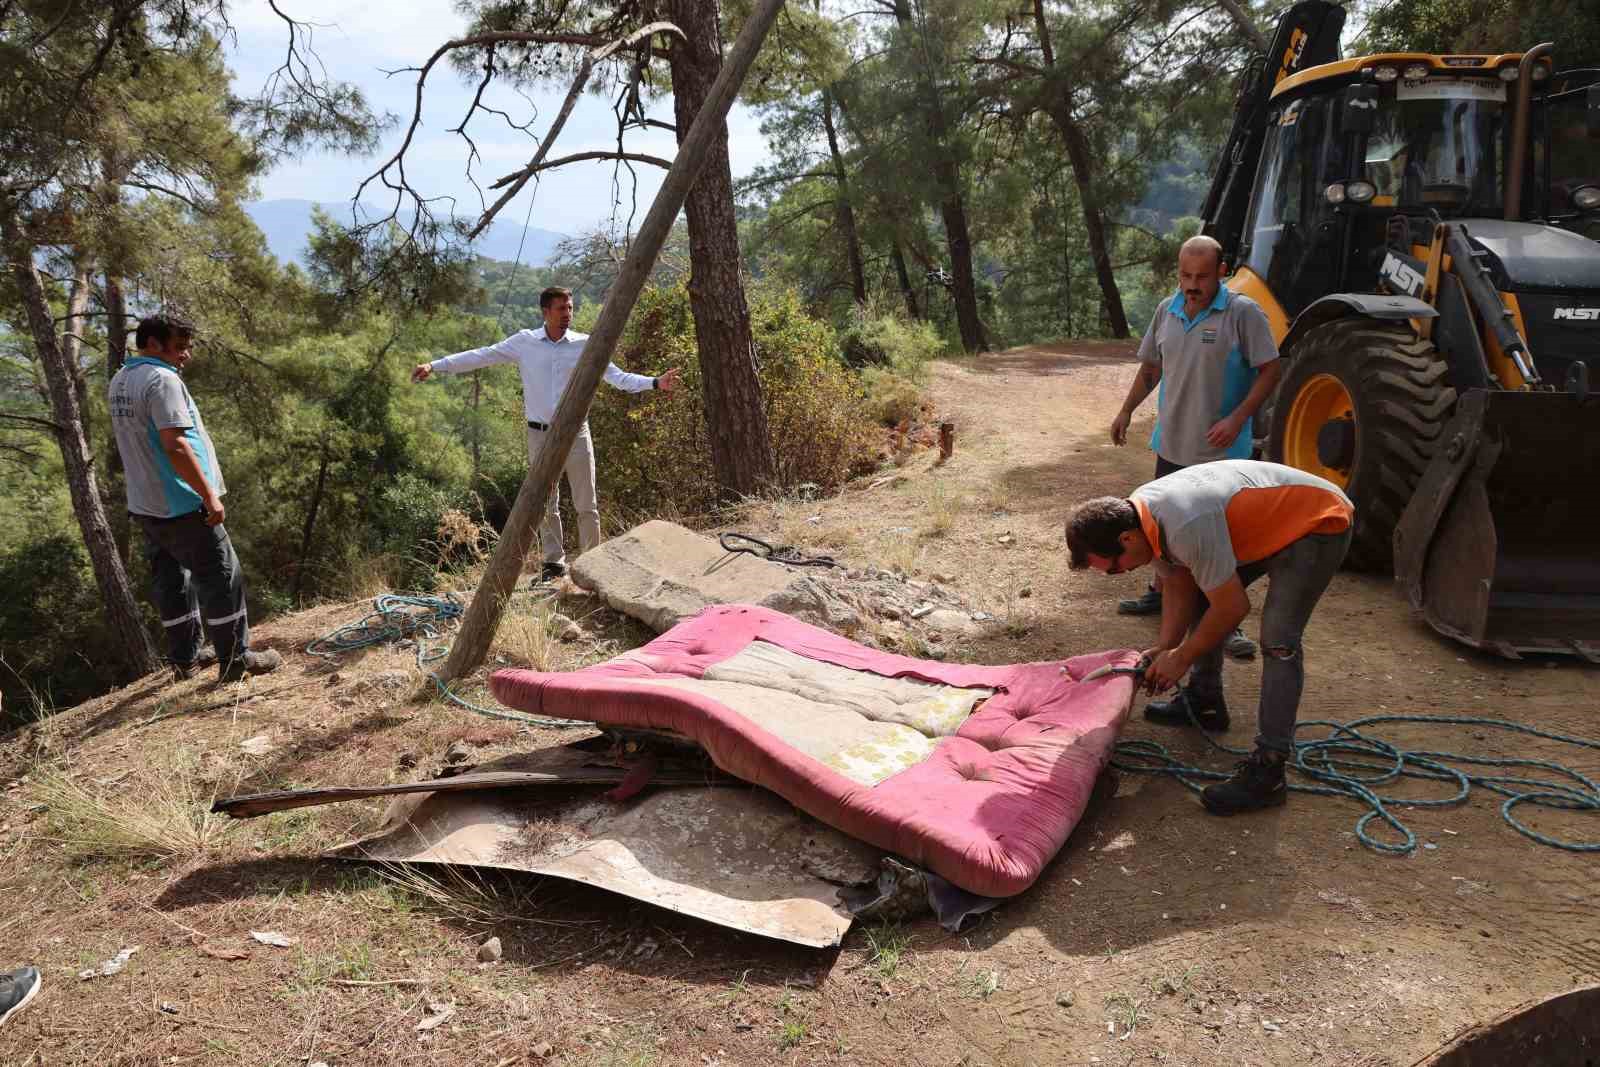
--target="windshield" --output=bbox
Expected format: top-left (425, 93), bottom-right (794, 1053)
top-left (1543, 87), bottom-right (1600, 231)
top-left (1364, 79), bottom-right (1507, 216)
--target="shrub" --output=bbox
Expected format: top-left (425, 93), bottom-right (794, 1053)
top-left (587, 281), bottom-right (876, 518)
top-left (840, 300), bottom-right (945, 376)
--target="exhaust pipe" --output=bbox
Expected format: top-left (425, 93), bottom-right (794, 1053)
top-left (1504, 42), bottom-right (1553, 221)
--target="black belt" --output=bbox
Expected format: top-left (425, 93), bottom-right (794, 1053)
top-left (527, 420), bottom-right (550, 431)
top-left (132, 507), bottom-right (206, 524)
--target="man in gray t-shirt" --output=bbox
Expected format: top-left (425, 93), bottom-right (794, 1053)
top-left (108, 315), bottom-right (280, 683)
top-left (1106, 236), bottom-right (1283, 656)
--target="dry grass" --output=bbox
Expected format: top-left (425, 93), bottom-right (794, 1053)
top-left (923, 478), bottom-right (965, 538)
top-left (493, 596), bottom-right (562, 671)
top-left (370, 856), bottom-right (580, 929)
top-left (29, 759), bottom-right (233, 861)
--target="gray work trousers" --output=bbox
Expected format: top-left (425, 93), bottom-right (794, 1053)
top-left (1187, 528), bottom-right (1353, 753)
top-left (135, 511), bottom-right (249, 669)
top-left (527, 423), bottom-right (600, 566)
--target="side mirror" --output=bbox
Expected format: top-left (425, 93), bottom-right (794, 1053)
top-left (1343, 84), bottom-right (1379, 134)
top-left (1588, 84), bottom-right (1600, 136)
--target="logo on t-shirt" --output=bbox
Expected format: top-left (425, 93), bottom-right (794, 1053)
top-left (1201, 328), bottom-right (1218, 345)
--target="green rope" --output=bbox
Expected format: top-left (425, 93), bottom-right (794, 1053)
top-left (306, 592), bottom-right (591, 730)
top-left (1113, 706), bottom-right (1600, 854)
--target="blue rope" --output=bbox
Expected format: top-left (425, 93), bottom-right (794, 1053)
top-left (1112, 707), bottom-right (1600, 854)
top-left (306, 593), bottom-right (590, 730)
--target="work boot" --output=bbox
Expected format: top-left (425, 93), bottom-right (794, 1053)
top-left (1144, 684), bottom-right (1230, 732)
top-left (540, 561), bottom-right (568, 583)
top-left (1224, 628), bottom-right (1258, 660)
top-left (171, 645), bottom-right (218, 681)
top-left (1117, 586), bottom-right (1162, 616)
top-left (0, 966), bottom-right (41, 1028)
top-left (1202, 748), bottom-right (1288, 815)
top-left (218, 648), bottom-right (282, 684)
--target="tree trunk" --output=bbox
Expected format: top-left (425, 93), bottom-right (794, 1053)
top-left (63, 264), bottom-right (94, 445)
top-left (890, 241), bottom-right (920, 319)
top-left (104, 269), bottom-right (133, 564)
top-left (2, 219), bottom-right (161, 676)
top-left (820, 89), bottom-right (867, 306)
top-left (1217, 0), bottom-right (1269, 52)
top-left (893, 0), bottom-right (985, 352)
top-left (292, 439), bottom-right (331, 604)
top-left (439, 0), bottom-right (787, 681)
top-left (665, 0), bottom-right (775, 501)
top-left (1031, 0), bottom-right (1129, 339)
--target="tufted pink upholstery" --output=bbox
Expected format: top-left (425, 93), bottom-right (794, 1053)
top-left (490, 605), bottom-right (1140, 898)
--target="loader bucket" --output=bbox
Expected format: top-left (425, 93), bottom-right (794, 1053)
top-left (1393, 388), bottom-right (1600, 659)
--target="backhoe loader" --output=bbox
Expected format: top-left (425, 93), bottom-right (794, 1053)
top-left (1199, 1), bottom-right (1600, 658)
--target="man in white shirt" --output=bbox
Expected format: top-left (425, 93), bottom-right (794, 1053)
top-left (412, 286), bottom-right (681, 581)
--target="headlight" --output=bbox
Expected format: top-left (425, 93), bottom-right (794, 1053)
top-left (1325, 183), bottom-right (1348, 205)
top-left (1371, 65), bottom-right (1400, 83)
top-left (1402, 62), bottom-right (1431, 80)
top-left (1345, 181), bottom-right (1377, 203)
top-left (1574, 185), bottom-right (1600, 211)
top-left (1532, 62), bottom-right (1551, 81)
top-left (1499, 65), bottom-right (1521, 82)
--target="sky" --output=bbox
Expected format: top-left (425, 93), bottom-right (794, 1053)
top-left (224, 0), bottom-right (775, 239)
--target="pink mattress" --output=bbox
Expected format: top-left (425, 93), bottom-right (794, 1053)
top-left (490, 605), bottom-right (1139, 897)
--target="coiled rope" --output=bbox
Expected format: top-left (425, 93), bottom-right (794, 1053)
top-left (306, 592), bottom-right (590, 729)
top-left (1112, 707), bottom-right (1600, 854)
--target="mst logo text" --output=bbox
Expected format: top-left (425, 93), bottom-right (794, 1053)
top-left (1553, 307), bottom-right (1600, 321)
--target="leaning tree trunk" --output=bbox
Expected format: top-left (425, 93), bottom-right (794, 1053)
top-left (1051, 105), bottom-right (1130, 339)
top-left (1031, 0), bottom-right (1129, 339)
top-left (2, 220), bottom-right (161, 676)
top-left (892, 0), bottom-right (984, 352)
top-left (821, 89), bottom-right (867, 306)
top-left (665, 0), bottom-right (776, 501)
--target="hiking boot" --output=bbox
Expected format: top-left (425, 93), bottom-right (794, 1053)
top-left (218, 648), bottom-right (282, 683)
top-left (172, 645), bottom-right (218, 681)
top-left (0, 966), bottom-right (41, 1028)
top-left (1202, 748), bottom-right (1288, 815)
top-left (540, 561), bottom-right (568, 582)
top-left (1224, 628), bottom-right (1258, 660)
top-left (1117, 586), bottom-right (1162, 616)
top-left (1144, 685), bottom-right (1230, 731)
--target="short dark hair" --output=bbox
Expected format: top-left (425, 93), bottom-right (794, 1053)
top-left (135, 314), bottom-right (194, 350)
top-left (539, 286), bottom-right (573, 309)
top-left (1065, 497), bottom-right (1139, 569)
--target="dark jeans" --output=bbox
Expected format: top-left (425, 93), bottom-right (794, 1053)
top-left (135, 511), bottom-right (249, 669)
top-left (1187, 528), bottom-right (1354, 753)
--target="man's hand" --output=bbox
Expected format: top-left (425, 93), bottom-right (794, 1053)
top-left (1205, 412), bottom-right (1246, 449)
top-left (656, 367), bottom-right (682, 393)
top-left (1144, 647), bottom-right (1191, 694)
top-left (411, 363), bottom-right (433, 383)
top-left (202, 494), bottom-right (225, 527)
top-left (1110, 409), bottom-right (1131, 446)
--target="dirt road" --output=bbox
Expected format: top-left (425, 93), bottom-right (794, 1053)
top-left (1, 342), bottom-right (1595, 1067)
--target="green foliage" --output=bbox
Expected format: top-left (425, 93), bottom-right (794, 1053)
top-left (1359, 0), bottom-right (1600, 67)
top-left (588, 282), bottom-right (877, 517)
top-left (0, 535), bottom-right (120, 724)
top-left (839, 301), bottom-right (945, 372)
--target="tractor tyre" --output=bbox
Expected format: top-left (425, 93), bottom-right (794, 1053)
top-left (1266, 318), bottom-right (1455, 572)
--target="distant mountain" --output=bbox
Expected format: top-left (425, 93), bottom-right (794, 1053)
top-left (242, 199), bottom-right (568, 267)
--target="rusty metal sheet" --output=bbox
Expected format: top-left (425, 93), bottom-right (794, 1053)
top-left (336, 783), bottom-right (882, 948)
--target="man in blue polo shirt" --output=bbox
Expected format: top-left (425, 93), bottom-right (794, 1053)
top-left (108, 315), bottom-right (281, 683)
top-left (1108, 235), bottom-right (1283, 663)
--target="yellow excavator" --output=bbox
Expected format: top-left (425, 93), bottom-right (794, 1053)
top-left (1200, 1), bottom-right (1600, 659)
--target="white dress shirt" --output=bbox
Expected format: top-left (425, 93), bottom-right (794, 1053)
top-left (429, 327), bottom-right (656, 424)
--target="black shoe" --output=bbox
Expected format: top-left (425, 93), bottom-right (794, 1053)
top-left (1202, 749), bottom-right (1288, 815)
top-left (1117, 587), bottom-right (1162, 616)
top-left (540, 561), bottom-right (568, 582)
top-left (172, 645), bottom-right (219, 681)
top-left (1144, 686), bottom-right (1230, 731)
top-left (218, 648), bottom-right (282, 683)
top-left (0, 966), bottom-right (41, 1028)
